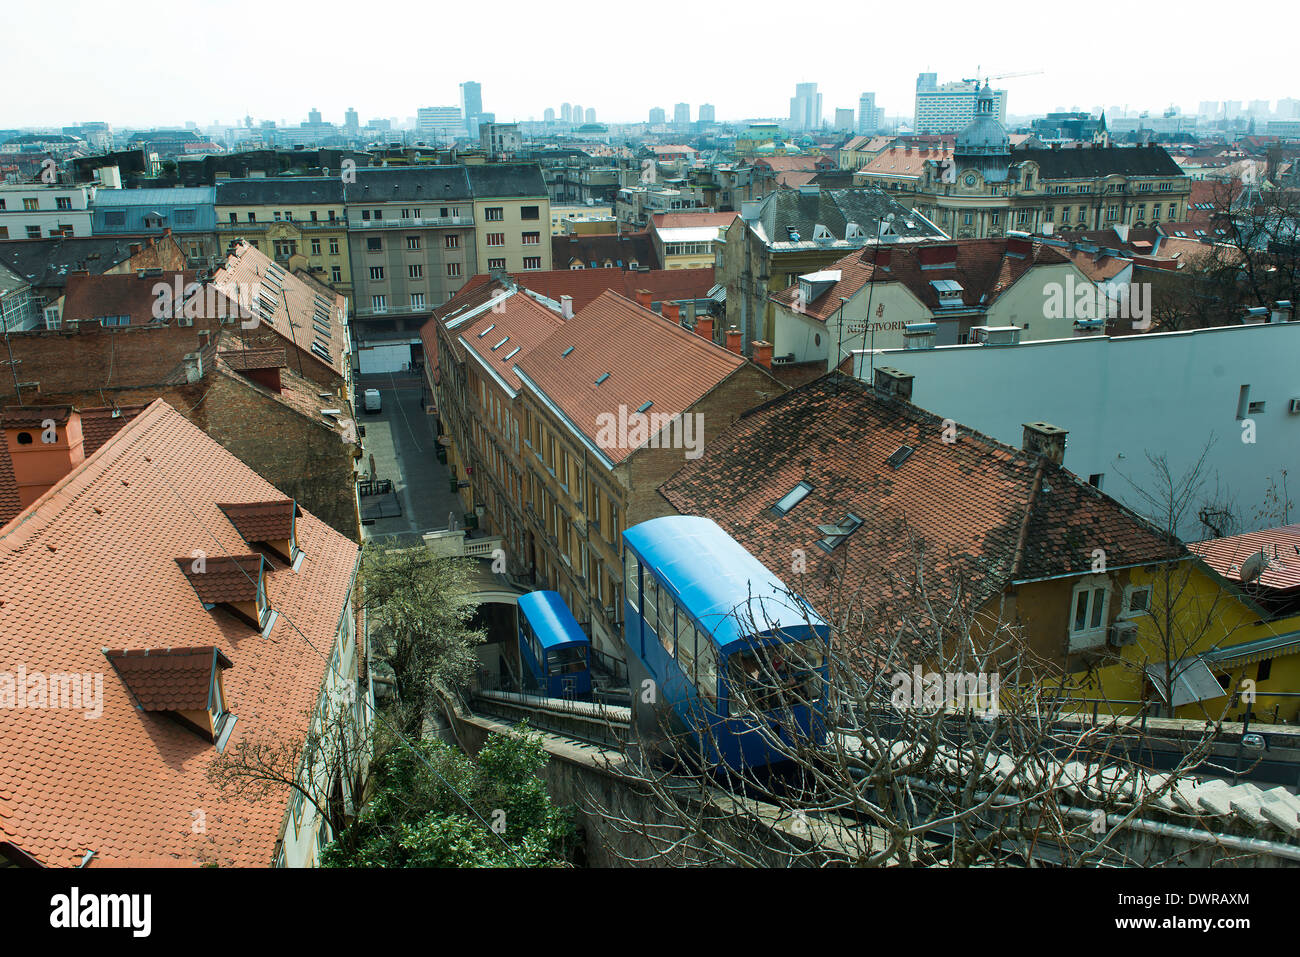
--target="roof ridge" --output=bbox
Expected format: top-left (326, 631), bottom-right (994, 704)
top-left (590, 290), bottom-right (745, 363)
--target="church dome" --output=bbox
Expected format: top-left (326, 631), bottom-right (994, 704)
top-left (956, 83), bottom-right (1010, 157)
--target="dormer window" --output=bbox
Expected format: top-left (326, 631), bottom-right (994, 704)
top-left (105, 646), bottom-right (237, 750)
top-left (177, 553), bottom-right (276, 635)
top-left (816, 513), bottom-right (863, 552)
top-left (218, 500), bottom-right (303, 570)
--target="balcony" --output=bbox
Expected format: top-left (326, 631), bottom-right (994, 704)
top-left (346, 215), bottom-right (474, 230)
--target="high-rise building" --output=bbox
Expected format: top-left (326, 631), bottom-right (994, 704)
top-left (560, 103), bottom-right (572, 123)
top-left (699, 103), bottom-right (715, 124)
top-left (1198, 101), bottom-right (1220, 119)
top-left (788, 82), bottom-right (822, 131)
top-left (858, 92), bottom-right (885, 134)
top-left (914, 76), bottom-right (1006, 133)
top-left (573, 104), bottom-right (583, 125)
top-left (1279, 98), bottom-right (1300, 119)
top-left (308, 108), bottom-right (322, 125)
top-left (544, 107), bottom-right (556, 124)
top-left (649, 107), bottom-right (666, 125)
top-left (585, 108), bottom-right (596, 124)
top-left (461, 81), bottom-right (483, 135)
top-left (1249, 99), bottom-right (1271, 117)
top-left (674, 102), bottom-right (691, 128)
top-left (834, 108), bottom-right (855, 130)
top-left (416, 106), bottom-right (462, 142)
top-left (344, 107), bottom-right (359, 133)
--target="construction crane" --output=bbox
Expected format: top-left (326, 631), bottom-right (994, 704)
top-left (962, 69), bottom-right (1045, 86)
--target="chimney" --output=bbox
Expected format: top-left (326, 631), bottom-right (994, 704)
top-left (725, 326), bottom-right (742, 354)
top-left (197, 330), bottom-right (210, 348)
top-left (1006, 230), bottom-right (1033, 256)
top-left (752, 340), bottom-right (773, 368)
top-left (2, 407), bottom-right (85, 509)
top-left (662, 302), bottom-right (681, 323)
top-left (560, 294), bottom-right (574, 319)
top-left (635, 289), bottom-right (653, 309)
top-left (1022, 422), bottom-right (1068, 466)
top-left (183, 352), bottom-right (204, 383)
top-left (872, 366), bottom-right (914, 401)
top-left (695, 315), bottom-right (714, 342)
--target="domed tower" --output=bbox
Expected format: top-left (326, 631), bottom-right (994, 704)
top-left (954, 82), bottom-right (1011, 183)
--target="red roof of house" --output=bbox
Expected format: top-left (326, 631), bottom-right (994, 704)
top-left (496, 267), bottom-right (715, 313)
top-left (0, 399), bottom-right (359, 867)
top-left (62, 271), bottom-right (199, 325)
top-left (1190, 524), bottom-right (1300, 593)
top-left (514, 290), bottom-right (743, 465)
top-left (649, 211), bottom-right (738, 230)
top-left (770, 238), bottom-right (1073, 321)
top-left (659, 374), bottom-right (1185, 618)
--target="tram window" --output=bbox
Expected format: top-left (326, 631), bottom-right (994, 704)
top-left (696, 637), bottom-right (718, 706)
top-left (658, 594), bottom-right (675, 655)
top-left (548, 646), bottom-right (588, 676)
top-left (677, 624), bottom-right (697, 681)
top-left (624, 552), bottom-right (640, 613)
top-left (643, 577), bottom-right (659, 642)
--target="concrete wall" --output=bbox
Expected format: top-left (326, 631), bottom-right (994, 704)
top-left (853, 320), bottom-right (1300, 538)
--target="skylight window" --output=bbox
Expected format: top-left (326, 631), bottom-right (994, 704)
top-left (561, 346), bottom-right (575, 357)
top-left (478, 323), bottom-right (495, 337)
top-left (503, 346), bottom-right (520, 360)
top-left (636, 401), bottom-right (653, 413)
top-left (770, 481), bottom-right (812, 516)
top-left (595, 373), bottom-right (610, 385)
top-left (492, 336), bottom-right (509, 351)
top-left (816, 513), bottom-right (863, 552)
top-left (886, 445), bottom-right (915, 469)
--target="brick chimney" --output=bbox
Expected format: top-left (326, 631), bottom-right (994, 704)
top-left (696, 316), bottom-right (714, 341)
top-left (662, 302), bottom-right (681, 323)
top-left (560, 294), bottom-right (574, 319)
top-left (1022, 422), bottom-right (1068, 466)
top-left (2, 406), bottom-right (85, 509)
top-left (752, 340), bottom-right (773, 368)
top-left (725, 326), bottom-right (742, 354)
top-left (635, 289), bottom-right (653, 309)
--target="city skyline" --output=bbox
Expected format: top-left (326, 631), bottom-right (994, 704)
top-left (6, 0), bottom-right (1297, 129)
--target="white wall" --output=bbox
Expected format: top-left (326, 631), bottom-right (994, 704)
top-left (357, 341), bottom-right (413, 375)
top-left (853, 321), bottom-right (1300, 539)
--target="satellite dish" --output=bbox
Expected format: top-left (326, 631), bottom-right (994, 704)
top-left (1239, 549), bottom-right (1266, 583)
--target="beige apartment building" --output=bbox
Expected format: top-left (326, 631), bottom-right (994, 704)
top-left (467, 164), bottom-right (552, 274)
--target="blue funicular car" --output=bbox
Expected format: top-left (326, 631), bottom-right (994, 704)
top-left (621, 515), bottom-right (831, 771)
top-left (517, 590), bottom-right (593, 699)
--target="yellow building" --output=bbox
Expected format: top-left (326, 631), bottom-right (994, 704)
top-left (1062, 525), bottom-right (1300, 725)
top-left (467, 164), bottom-right (552, 274)
top-left (647, 211), bottom-right (736, 269)
top-left (214, 177), bottom-right (353, 299)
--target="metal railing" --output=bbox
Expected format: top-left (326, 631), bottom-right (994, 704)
top-left (346, 215), bottom-right (474, 230)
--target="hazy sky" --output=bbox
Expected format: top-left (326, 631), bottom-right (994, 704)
top-left (5, 0), bottom-right (1296, 129)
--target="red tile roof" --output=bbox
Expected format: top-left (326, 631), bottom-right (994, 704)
top-left (62, 271), bottom-right (199, 326)
top-left (0, 399), bottom-right (359, 867)
top-left (858, 144), bottom-right (952, 179)
top-left (770, 238), bottom-right (1073, 320)
top-left (515, 290), bottom-right (744, 465)
top-left (1190, 524), bottom-right (1300, 593)
top-left (659, 374), bottom-right (1184, 617)
top-left (649, 212), bottom-right (738, 230)
top-left (492, 267), bottom-right (716, 313)
top-left (218, 499), bottom-right (297, 541)
top-left (219, 347), bottom-right (288, 371)
top-left (176, 553), bottom-right (264, 603)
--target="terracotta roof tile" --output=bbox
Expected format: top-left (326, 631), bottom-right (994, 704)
top-left (176, 553), bottom-right (264, 604)
top-left (659, 374), bottom-right (1184, 618)
top-left (0, 399), bottom-right (359, 867)
top-left (105, 647), bottom-right (232, 712)
top-left (1190, 524), bottom-right (1300, 593)
top-left (218, 348), bottom-right (288, 371)
top-left (218, 499), bottom-right (297, 541)
top-left (515, 290), bottom-right (744, 465)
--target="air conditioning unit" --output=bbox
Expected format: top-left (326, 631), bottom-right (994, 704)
top-left (1289, 398), bottom-right (1300, 414)
top-left (1109, 620), bottom-right (1139, 648)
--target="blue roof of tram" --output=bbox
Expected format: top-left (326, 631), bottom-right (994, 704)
top-left (517, 590), bottom-right (590, 650)
top-left (623, 515), bottom-right (826, 652)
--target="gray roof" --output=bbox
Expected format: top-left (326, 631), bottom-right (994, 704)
top-left (1014, 145), bottom-right (1184, 180)
top-left (0, 237), bottom-right (154, 289)
top-left (753, 187), bottom-right (946, 246)
top-left (465, 163), bottom-right (548, 199)
top-left (344, 166), bottom-right (472, 203)
top-left (0, 260), bottom-right (30, 298)
top-left (215, 177), bottom-right (342, 205)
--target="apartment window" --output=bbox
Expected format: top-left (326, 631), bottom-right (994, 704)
top-left (310, 210), bottom-right (318, 221)
top-left (273, 211), bottom-right (282, 221)
top-left (487, 257), bottom-right (506, 271)
top-left (408, 264), bottom-right (423, 279)
top-left (411, 292), bottom-right (425, 309)
top-left (0, 226), bottom-right (6, 239)
top-left (406, 235), bottom-right (421, 250)
top-left (521, 205), bottom-right (540, 220)
top-left (1069, 576), bottom-right (1109, 647)
top-left (486, 232), bottom-right (505, 246)
top-left (26, 225), bottom-right (41, 239)
top-left (1061, 206), bottom-right (1070, 220)
top-left (371, 295), bottom-right (387, 312)
top-left (310, 239), bottom-right (321, 255)
top-left (23, 198), bottom-right (39, 211)
top-left (367, 237), bottom-right (382, 252)
top-left (329, 238), bottom-right (340, 255)
top-left (485, 207), bottom-right (504, 221)
top-left (273, 240), bottom-right (297, 259)
top-left (523, 256), bottom-right (541, 270)
top-left (228, 212), bottom-right (237, 223)
top-left (1017, 209), bottom-right (1028, 224)
top-left (445, 234), bottom-right (459, 249)
top-left (369, 266), bottom-right (385, 280)
top-left (1088, 473), bottom-right (1104, 489)
top-left (522, 231), bottom-right (540, 245)
top-left (1136, 205), bottom-right (1145, 220)
top-left (447, 262), bottom-right (461, 277)
top-left (248, 212), bottom-right (256, 222)
top-left (56, 197), bottom-right (72, 210)
top-left (331, 266), bottom-right (342, 283)
top-left (1122, 584), bottom-right (1153, 617)
top-left (1106, 205), bottom-right (1118, 221)
top-left (962, 212), bottom-right (972, 226)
